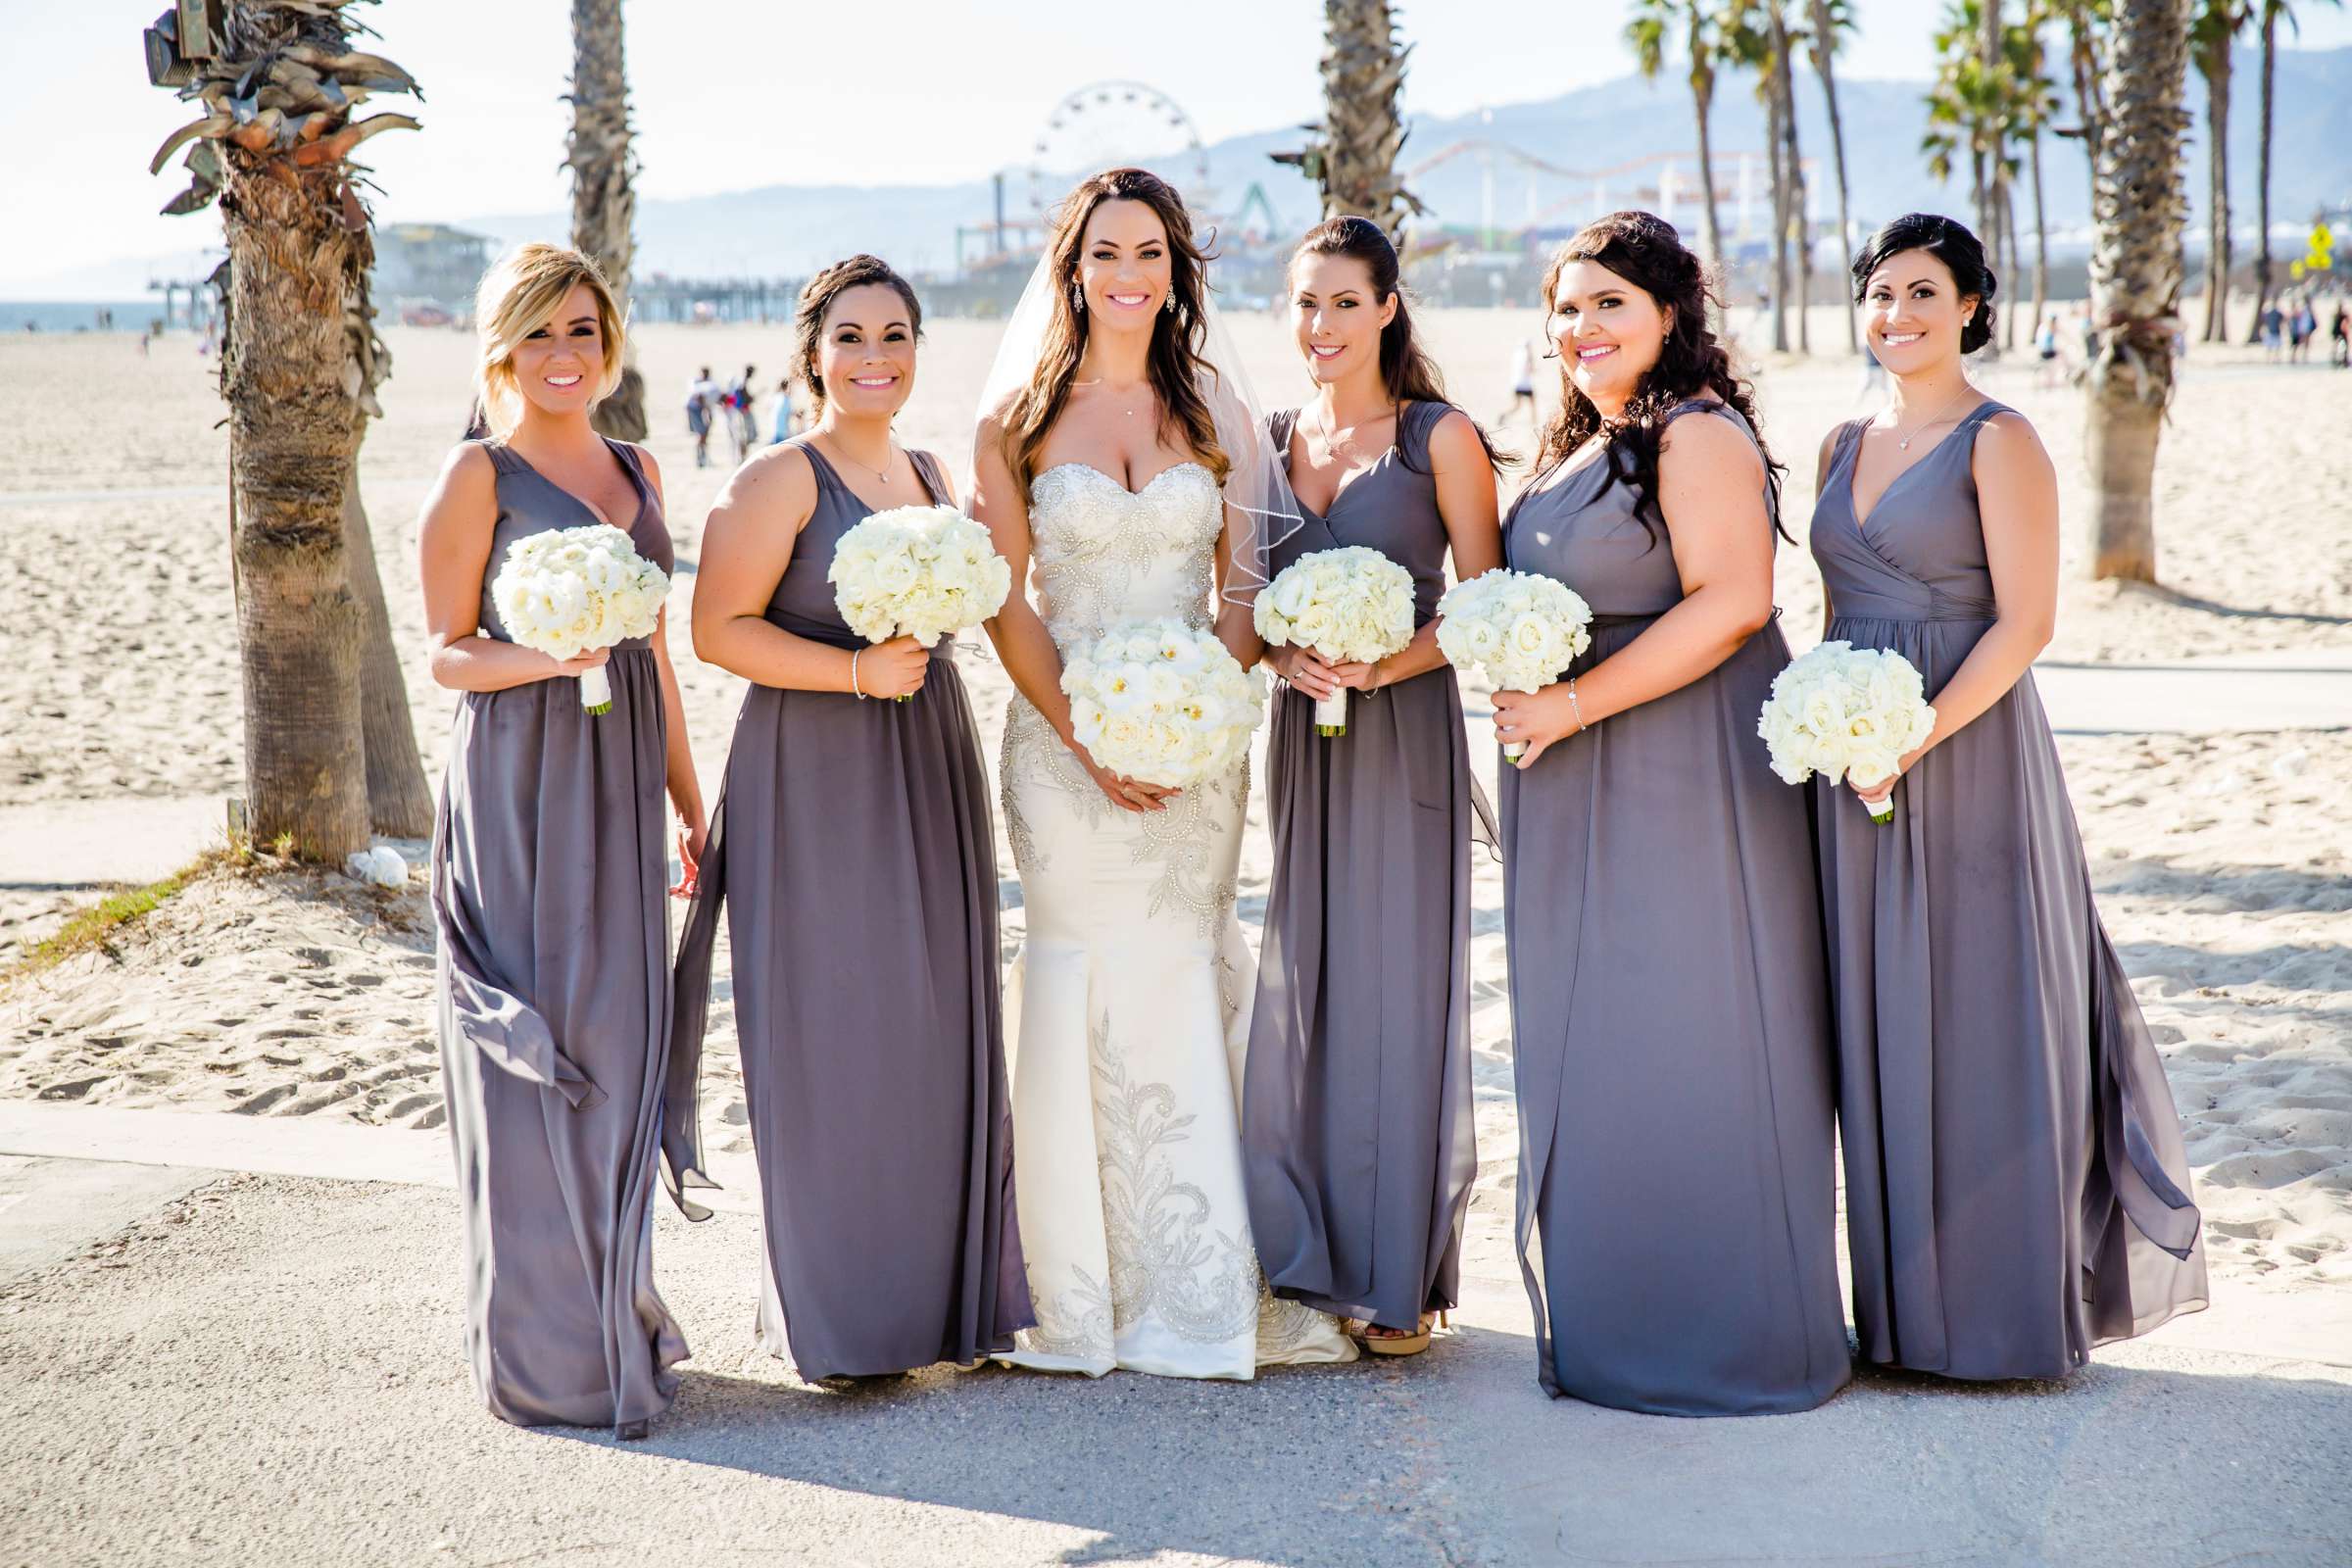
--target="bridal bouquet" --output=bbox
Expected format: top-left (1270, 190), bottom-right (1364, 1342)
top-left (1061, 618), bottom-right (1264, 790)
top-left (1756, 641), bottom-right (1937, 823)
top-left (491, 523), bottom-right (670, 714)
top-left (1254, 546), bottom-right (1417, 738)
top-left (830, 504), bottom-right (1012, 652)
top-left (1434, 568), bottom-right (1593, 760)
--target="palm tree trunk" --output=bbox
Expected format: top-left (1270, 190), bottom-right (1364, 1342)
top-left (1305, 0), bottom-right (1421, 240)
top-left (2251, 6), bottom-right (2278, 335)
top-left (2083, 0), bottom-right (2190, 584)
top-left (220, 178), bottom-right (370, 859)
top-left (1776, 26), bottom-right (1811, 353)
top-left (2197, 39), bottom-right (2232, 341)
top-left (344, 432), bottom-right (431, 837)
top-left (1692, 64), bottom-right (1727, 268)
top-left (570, 0), bottom-right (647, 441)
top-left (2031, 122), bottom-right (2051, 339)
top-left (1810, 0), bottom-right (1858, 350)
top-left (1982, 0), bottom-right (2008, 305)
top-left (2003, 178), bottom-right (2024, 349)
top-left (1764, 6), bottom-right (1792, 353)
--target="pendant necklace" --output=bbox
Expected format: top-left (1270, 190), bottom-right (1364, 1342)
top-left (1888, 387), bottom-right (1977, 451)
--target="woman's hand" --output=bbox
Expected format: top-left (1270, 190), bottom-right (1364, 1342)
top-left (669, 815), bottom-right (707, 900)
top-left (1849, 744), bottom-right (1927, 808)
top-left (1491, 683), bottom-right (1586, 769)
top-left (1064, 735), bottom-right (1177, 813)
top-left (856, 635), bottom-right (930, 699)
top-left (1267, 645), bottom-right (1376, 700)
top-left (547, 648), bottom-right (612, 681)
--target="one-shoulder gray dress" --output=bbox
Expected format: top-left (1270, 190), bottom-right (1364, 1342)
top-left (1499, 403), bottom-right (1850, 1416)
top-left (670, 441), bottom-right (1031, 1380)
top-left (432, 437), bottom-right (689, 1431)
top-left (1244, 402), bottom-right (1482, 1337)
top-left (1812, 401), bottom-right (2207, 1380)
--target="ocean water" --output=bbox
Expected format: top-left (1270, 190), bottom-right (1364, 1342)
top-left (1, 302), bottom-right (178, 334)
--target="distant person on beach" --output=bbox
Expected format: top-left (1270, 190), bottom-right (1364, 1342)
top-left (1856, 339), bottom-right (1886, 402)
top-left (2292, 299), bottom-right (2318, 365)
top-left (1495, 338), bottom-right (1538, 426)
top-left (686, 366), bottom-right (720, 466)
top-left (2261, 303), bottom-right (2285, 362)
top-left (2035, 314), bottom-right (2063, 388)
top-left (770, 373), bottom-right (799, 442)
top-left (727, 364), bottom-right (758, 461)
top-left (2330, 302), bottom-right (2348, 368)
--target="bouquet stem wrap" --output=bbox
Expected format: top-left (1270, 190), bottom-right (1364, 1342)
top-left (578, 664), bottom-right (614, 715)
top-left (1314, 689), bottom-right (1348, 737)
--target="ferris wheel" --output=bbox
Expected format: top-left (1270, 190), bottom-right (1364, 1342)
top-left (1027, 80), bottom-right (1213, 221)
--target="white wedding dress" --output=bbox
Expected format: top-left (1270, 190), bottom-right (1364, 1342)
top-left (998, 460), bottom-right (1357, 1379)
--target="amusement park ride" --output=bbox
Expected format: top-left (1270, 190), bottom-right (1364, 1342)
top-left (956, 77), bottom-right (1817, 284)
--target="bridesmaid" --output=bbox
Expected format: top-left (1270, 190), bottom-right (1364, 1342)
top-left (1244, 217), bottom-right (1501, 1356)
top-left (1816, 214), bottom-right (2206, 1381)
top-left (672, 254), bottom-right (1031, 1380)
top-left (419, 243), bottom-right (703, 1437)
top-left (1493, 213), bottom-right (1849, 1415)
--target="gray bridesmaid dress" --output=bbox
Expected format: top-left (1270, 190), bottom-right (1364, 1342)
top-left (1812, 401), bottom-right (2207, 1380)
top-left (432, 437), bottom-right (688, 1431)
top-left (670, 440), bottom-right (1031, 1380)
top-left (1244, 402), bottom-right (1482, 1336)
top-left (1499, 402), bottom-right (1850, 1416)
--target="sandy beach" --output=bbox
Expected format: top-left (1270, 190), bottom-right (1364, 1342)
top-left (3, 307), bottom-right (2348, 1333)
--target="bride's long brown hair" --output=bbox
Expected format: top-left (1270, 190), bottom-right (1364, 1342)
top-left (999, 168), bottom-right (1229, 490)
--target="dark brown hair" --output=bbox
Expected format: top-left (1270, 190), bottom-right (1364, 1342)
top-left (794, 254), bottom-right (922, 414)
top-left (1289, 216), bottom-right (1508, 473)
top-left (1850, 213), bottom-right (1998, 354)
top-left (1536, 211), bottom-right (1784, 542)
top-left (998, 168), bottom-right (1227, 490)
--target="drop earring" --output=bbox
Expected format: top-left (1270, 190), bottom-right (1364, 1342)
top-left (1163, 291), bottom-right (1175, 315)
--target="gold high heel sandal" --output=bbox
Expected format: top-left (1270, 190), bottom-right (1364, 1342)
top-left (1362, 1310), bottom-right (1443, 1357)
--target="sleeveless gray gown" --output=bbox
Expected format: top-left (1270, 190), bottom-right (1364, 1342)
top-left (1813, 401), bottom-right (2207, 1380)
top-left (1499, 403), bottom-right (1850, 1416)
top-left (670, 441), bottom-right (1031, 1380)
top-left (1244, 402), bottom-right (1482, 1336)
top-left (432, 437), bottom-right (688, 1431)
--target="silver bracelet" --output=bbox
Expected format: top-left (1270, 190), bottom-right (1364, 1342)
top-left (850, 648), bottom-right (866, 699)
top-left (1565, 677), bottom-right (1587, 733)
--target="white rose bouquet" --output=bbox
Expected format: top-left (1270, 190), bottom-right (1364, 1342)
top-left (491, 523), bottom-right (670, 715)
top-left (1060, 618), bottom-right (1265, 790)
top-left (829, 504), bottom-right (1013, 699)
top-left (1254, 546), bottom-right (1417, 738)
top-left (1756, 641), bottom-right (1937, 823)
top-left (1434, 568), bottom-right (1594, 760)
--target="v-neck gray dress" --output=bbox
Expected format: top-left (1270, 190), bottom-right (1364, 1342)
top-left (1812, 402), bottom-right (2206, 1380)
top-left (1242, 401), bottom-right (1483, 1336)
top-left (432, 436), bottom-right (688, 1431)
top-left (670, 440), bottom-right (1031, 1380)
top-left (1499, 402), bottom-right (1850, 1416)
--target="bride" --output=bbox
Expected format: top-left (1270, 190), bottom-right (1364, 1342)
top-left (970, 168), bottom-right (1357, 1379)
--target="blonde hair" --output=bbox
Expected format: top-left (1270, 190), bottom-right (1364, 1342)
top-left (473, 243), bottom-right (625, 438)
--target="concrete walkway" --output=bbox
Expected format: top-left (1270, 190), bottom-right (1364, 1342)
top-left (1, 1104), bottom-right (2347, 1567)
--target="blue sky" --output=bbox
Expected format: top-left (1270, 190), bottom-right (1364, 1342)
top-left (6, 0), bottom-right (2349, 294)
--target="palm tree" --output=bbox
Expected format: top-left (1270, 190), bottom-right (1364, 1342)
top-left (346, 292), bottom-right (432, 838)
top-left (1278, 1), bottom-right (1424, 240)
top-left (2051, 0), bottom-right (2115, 187)
top-left (569, 0), bottom-right (645, 441)
top-left (1806, 0), bottom-right (1861, 349)
top-left (2011, 4), bottom-right (2064, 351)
top-left (1628, 0), bottom-right (1731, 267)
top-left (2250, 0), bottom-right (2341, 331)
top-left (2083, 0), bottom-right (2191, 583)
top-left (2190, 0), bottom-right (2248, 341)
top-left (146, 0), bottom-right (419, 859)
top-left (1725, 1), bottom-right (1805, 351)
